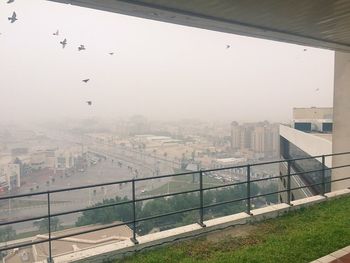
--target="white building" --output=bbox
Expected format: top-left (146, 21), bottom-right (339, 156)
top-left (0, 160), bottom-right (21, 192)
top-left (212, 157), bottom-right (247, 169)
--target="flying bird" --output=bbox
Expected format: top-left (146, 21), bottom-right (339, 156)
top-left (7, 0), bottom-right (15, 3)
top-left (315, 88), bottom-right (320, 92)
top-left (82, 79), bottom-right (90, 83)
top-left (78, 45), bottom-right (85, 51)
top-left (53, 30), bottom-right (59, 36)
top-left (60, 38), bottom-right (67, 49)
top-left (226, 45), bottom-right (231, 49)
top-left (8, 12), bottom-right (17, 23)
top-left (109, 52), bottom-right (114, 55)
top-left (86, 101), bottom-right (92, 106)
top-left (303, 48), bottom-right (307, 51)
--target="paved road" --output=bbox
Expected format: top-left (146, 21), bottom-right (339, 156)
top-left (0, 145), bottom-right (174, 234)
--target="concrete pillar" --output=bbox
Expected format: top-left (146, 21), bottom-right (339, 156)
top-left (332, 51), bottom-right (350, 191)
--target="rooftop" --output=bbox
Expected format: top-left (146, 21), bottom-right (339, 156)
top-left (3, 222), bottom-right (132, 263)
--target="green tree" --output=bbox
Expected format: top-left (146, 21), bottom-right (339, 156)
top-left (75, 183), bottom-right (275, 235)
top-left (0, 226), bottom-right (16, 242)
top-left (33, 217), bottom-right (61, 232)
top-left (76, 196), bottom-right (141, 226)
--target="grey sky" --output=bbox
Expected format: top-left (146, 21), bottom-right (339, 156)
top-left (0, 0), bottom-right (334, 123)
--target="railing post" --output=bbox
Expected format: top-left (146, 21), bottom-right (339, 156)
top-left (246, 165), bottom-right (252, 215)
top-left (47, 192), bottom-right (53, 263)
top-left (321, 155), bottom-right (326, 197)
top-left (198, 170), bottom-right (206, 227)
top-left (130, 179), bottom-right (138, 244)
top-left (287, 160), bottom-right (292, 205)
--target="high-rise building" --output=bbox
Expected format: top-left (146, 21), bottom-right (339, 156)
top-left (230, 121), bottom-right (241, 150)
top-left (252, 125), bottom-right (265, 154)
top-left (230, 122), bottom-right (279, 158)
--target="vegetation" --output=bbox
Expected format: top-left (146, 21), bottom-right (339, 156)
top-left (0, 226), bottom-right (16, 243)
top-left (112, 195), bottom-right (350, 263)
top-left (0, 227), bottom-right (16, 260)
top-left (33, 217), bottom-right (61, 232)
top-left (145, 174), bottom-right (227, 196)
top-left (76, 196), bottom-right (141, 226)
top-left (0, 199), bottom-right (66, 210)
top-left (76, 183), bottom-right (276, 235)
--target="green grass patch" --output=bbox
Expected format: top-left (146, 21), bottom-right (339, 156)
top-left (0, 199), bottom-right (68, 209)
top-left (144, 174), bottom-right (223, 196)
top-left (115, 195), bottom-right (350, 263)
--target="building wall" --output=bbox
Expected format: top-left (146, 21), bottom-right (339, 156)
top-left (5, 163), bottom-right (21, 189)
top-left (278, 163), bottom-right (313, 203)
top-left (332, 51), bottom-right (350, 190)
top-left (230, 122), bottom-right (241, 150)
top-left (293, 107), bottom-right (333, 120)
top-left (231, 122), bottom-right (279, 158)
top-left (279, 125), bottom-right (332, 167)
top-left (279, 125), bottom-right (333, 201)
top-left (252, 126), bottom-right (265, 153)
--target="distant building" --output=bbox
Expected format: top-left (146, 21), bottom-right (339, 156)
top-left (212, 157), bottom-right (247, 169)
top-left (230, 122), bottom-right (241, 150)
top-left (230, 122), bottom-right (279, 158)
top-left (11, 148), bottom-right (28, 156)
top-left (30, 152), bottom-right (46, 170)
top-left (26, 147), bottom-right (82, 173)
top-left (251, 126), bottom-right (265, 154)
top-left (0, 158), bottom-right (21, 192)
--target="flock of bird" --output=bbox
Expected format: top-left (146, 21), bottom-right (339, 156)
top-left (5, 0), bottom-right (117, 107)
top-left (5, 0), bottom-right (319, 107)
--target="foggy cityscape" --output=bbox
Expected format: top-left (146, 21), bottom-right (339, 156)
top-left (1, 1), bottom-right (347, 263)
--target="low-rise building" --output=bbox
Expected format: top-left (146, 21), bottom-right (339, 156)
top-left (212, 157), bottom-right (247, 169)
top-left (0, 158), bottom-right (22, 192)
top-left (3, 222), bottom-right (133, 263)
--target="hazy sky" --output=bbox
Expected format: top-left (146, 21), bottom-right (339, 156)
top-left (0, 0), bottom-right (334, 123)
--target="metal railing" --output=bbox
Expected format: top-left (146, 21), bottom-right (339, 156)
top-left (1, 151), bottom-right (350, 262)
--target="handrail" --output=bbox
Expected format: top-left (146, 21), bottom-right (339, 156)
top-left (0, 151), bottom-right (350, 262)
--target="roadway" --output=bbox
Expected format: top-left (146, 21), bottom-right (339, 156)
top-left (0, 139), bottom-right (175, 235)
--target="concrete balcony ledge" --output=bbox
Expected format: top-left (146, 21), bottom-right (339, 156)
top-left (291, 195), bottom-right (326, 207)
top-left (325, 188), bottom-right (350, 198)
top-left (310, 245), bottom-right (350, 262)
top-left (48, 189), bottom-right (350, 263)
top-left (251, 203), bottom-right (290, 221)
top-left (205, 212), bottom-right (251, 228)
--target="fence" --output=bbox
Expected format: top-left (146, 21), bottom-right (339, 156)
top-left (1, 152), bottom-right (350, 262)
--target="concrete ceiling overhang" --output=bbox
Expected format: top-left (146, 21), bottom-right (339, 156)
top-left (47, 0), bottom-right (350, 52)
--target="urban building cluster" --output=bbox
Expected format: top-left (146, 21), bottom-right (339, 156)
top-left (230, 121), bottom-right (279, 159)
top-left (0, 144), bottom-right (85, 194)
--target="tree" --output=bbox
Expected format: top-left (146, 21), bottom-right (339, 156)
top-left (33, 217), bottom-right (61, 232)
top-left (0, 226), bottom-right (16, 242)
top-left (75, 183), bottom-right (272, 235)
top-left (76, 196), bottom-right (142, 226)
